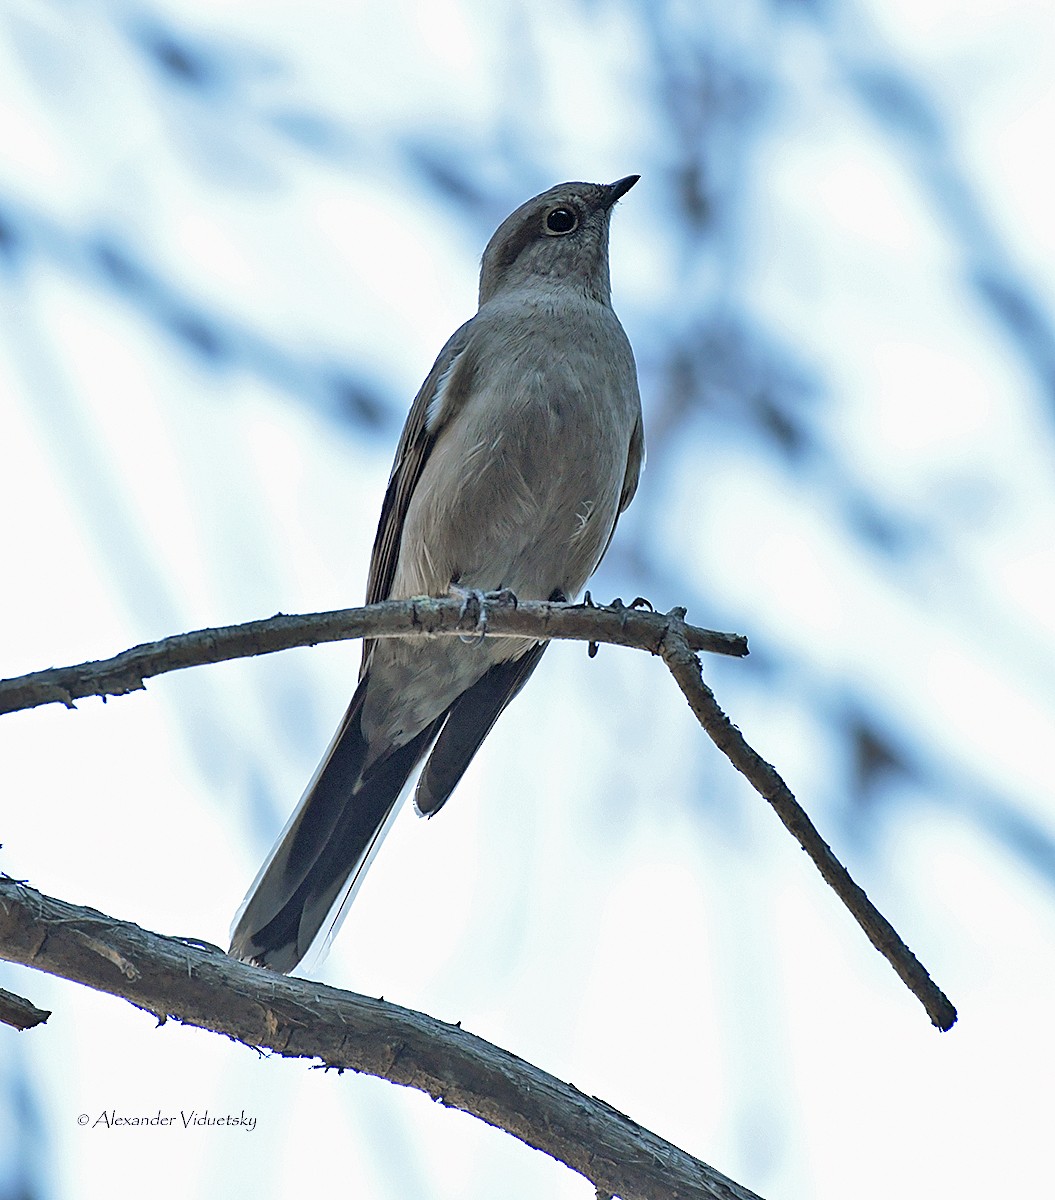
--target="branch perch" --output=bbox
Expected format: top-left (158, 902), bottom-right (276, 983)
top-left (0, 595), bottom-right (956, 1031)
top-left (0, 877), bottom-right (760, 1200)
top-left (0, 596), bottom-right (746, 716)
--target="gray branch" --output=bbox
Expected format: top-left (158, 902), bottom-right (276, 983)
top-left (0, 595), bottom-right (956, 1029)
top-left (0, 983), bottom-right (51, 1031)
top-left (0, 596), bottom-right (747, 716)
top-left (0, 877), bottom-right (760, 1200)
top-left (656, 610), bottom-right (957, 1032)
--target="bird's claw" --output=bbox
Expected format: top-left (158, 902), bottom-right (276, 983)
top-left (450, 585), bottom-right (489, 644)
top-left (611, 595), bottom-right (654, 612)
top-left (486, 587), bottom-right (519, 609)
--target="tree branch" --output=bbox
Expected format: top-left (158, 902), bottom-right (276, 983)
top-left (0, 876), bottom-right (761, 1200)
top-left (0, 982), bottom-right (51, 1031)
top-left (0, 596), bottom-right (747, 716)
top-left (656, 609), bottom-right (957, 1032)
top-left (0, 596), bottom-right (956, 1029)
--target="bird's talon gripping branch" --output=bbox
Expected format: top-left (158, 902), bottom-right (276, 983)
top-left (451, 585), bottom-right (489, 644)
top-left (485, 587), bottom-right (519, 610)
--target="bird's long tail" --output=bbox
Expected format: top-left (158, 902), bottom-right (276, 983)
top-left (229, 676), bottom-right (440, 973)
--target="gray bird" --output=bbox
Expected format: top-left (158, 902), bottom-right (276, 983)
top-left (230, 176), bottom-right (644, 972)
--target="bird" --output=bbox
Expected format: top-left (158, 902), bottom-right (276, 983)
top-left (230, 176), bottom-right (644, 972)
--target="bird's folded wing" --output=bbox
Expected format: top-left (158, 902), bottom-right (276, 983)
top-left (361, 318), bottom-right (477, 675)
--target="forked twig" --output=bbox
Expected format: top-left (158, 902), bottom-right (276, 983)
top-left (0, 596), bottom-right (955, 1029)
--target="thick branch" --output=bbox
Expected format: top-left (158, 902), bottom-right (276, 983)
top-left (0, 877), bottom-right (760, 1200)
top-left (657, 610), bottom-right (957, 1032)
top-left (0, 597), bottom-right (747, 716)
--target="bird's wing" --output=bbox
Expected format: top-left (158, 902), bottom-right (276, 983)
top-left (361, 319), bottom-right (476, 674)
top-left (593, 412), bottom-right (645, 571)
top-left (618, 413), bottom-right (645, 515)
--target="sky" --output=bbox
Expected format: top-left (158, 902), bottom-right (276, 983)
top-left (1, 1), bottom-right (1054, 1198)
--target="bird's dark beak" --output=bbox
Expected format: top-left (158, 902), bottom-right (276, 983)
top-left (601, 175), bottom-right (640, 208)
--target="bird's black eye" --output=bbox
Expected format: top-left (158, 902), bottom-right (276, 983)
top-left (544, 207), bottom-right (578, 235)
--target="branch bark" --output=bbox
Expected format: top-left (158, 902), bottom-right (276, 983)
top-left (656, 610), bottom-right (957, 1033)
top-left (0, 596), bottom-right (747, 716)
top-left (0, 982), bottom-right (51, 1031)
top-left (0, 877), bottom-right (761, 1200)
top-left (0, 595), bottom-right (956, 1030)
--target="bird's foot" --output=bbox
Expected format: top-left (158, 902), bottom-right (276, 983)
top-left (485, 587), bottom-right (519, 609)
top-left (603, 597), bottom-right (655, 654)
top-left (611, 595), bottom-right (655, 613)
top-left (450, 584), bottom-right (489, 644)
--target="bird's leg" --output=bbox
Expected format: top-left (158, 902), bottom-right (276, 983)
top-left (449, 584), bottom-right (522, 643)
top-left (449, 582), bottom-right (489, 644)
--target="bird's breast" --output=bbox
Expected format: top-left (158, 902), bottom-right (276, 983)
top-left (392, 307), bottom-right (639, 603)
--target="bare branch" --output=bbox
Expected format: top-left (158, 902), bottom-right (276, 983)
top-left (0, 597), bottom-right (747, 716)
top-left (0, 877), bottom-right (761, 1200)
top-left (656, 609), bottom-right (958, 1032)
top-left (0, 596), bottom-right (956, 1029)
top-left (0, 983), bottom-right (51, 1030)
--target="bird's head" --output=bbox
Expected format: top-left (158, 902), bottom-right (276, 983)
top-left (478, 175), bottom-right (639, 307)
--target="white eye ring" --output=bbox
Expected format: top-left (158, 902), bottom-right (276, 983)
top-left (544, 207), bottom-right (578, 235)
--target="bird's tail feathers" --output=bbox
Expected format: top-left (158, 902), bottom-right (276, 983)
top-left (414, 644), bottom-right (546, 816)
top-left (229, 678), bottom-right (440, 973)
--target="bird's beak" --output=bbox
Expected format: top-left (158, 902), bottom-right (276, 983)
top-left (601, 175), bottom-right (640, 208)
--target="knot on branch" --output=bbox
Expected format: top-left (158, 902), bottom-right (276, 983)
top-left (656, 605), bottom-right (693, 661)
